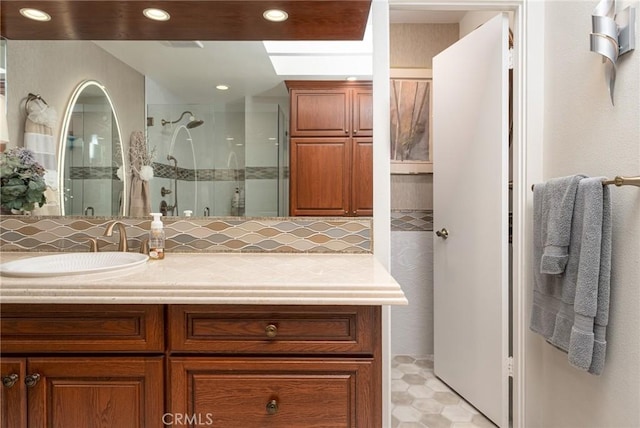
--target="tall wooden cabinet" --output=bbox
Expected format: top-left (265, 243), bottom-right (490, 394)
top-left (287, 81), bottom-right (373, 216)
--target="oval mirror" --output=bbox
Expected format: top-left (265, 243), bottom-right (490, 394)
top-left (58, 80), bottom-right (126, 216)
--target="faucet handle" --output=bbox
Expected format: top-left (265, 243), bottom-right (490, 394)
top-left (139, 238), bottom-right (150, 255)
top-left (85, 238), bottom-right (99, 252)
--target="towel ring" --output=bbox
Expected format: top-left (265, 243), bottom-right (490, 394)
top-left (25, 93), bottom-right (48, 114)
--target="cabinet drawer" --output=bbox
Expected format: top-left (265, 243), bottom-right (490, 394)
top-left (169, 305), bottom-right (379, 355)
top-left (0, 304), bottom-right (164, 353)
top-left (169, 357), bottom-right (380, 428)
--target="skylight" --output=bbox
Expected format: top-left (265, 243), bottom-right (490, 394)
top-left (263, 17), bottom-right (373, 76)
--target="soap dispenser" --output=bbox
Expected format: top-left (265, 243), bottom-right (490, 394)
top-left (148, 213), bottom-right (165, 260)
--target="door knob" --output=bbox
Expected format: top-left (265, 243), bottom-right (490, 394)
top-left (435, 228), bottom-right (449, 239)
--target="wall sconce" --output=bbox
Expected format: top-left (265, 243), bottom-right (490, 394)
top-left (590, 0), bottom-right (636, 105)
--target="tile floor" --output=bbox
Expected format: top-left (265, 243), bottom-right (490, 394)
top-left (391, 355), bottom-right (497, 428)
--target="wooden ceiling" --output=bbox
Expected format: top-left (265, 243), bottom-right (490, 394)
top-left (0, 1), bottom-right (371, 40)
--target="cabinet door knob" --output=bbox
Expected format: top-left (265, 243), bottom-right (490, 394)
top-left (2, 374), bottom-right (18, 388)
top-left (266, 399), bottom-right (279, 415)
top-left (265, 324), bottom-right (278, 338)
top-left (353, 129), bottom-right (358, 134)
top-left (24, 373), bottom-right (40, 388)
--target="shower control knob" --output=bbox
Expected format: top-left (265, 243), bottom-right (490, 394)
top-left (161, 187), bottom-right (172, 197)
top-left (435, 228), bottom-right (449, 239)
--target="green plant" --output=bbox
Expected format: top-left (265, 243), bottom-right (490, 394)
top-left (0, 147), bottom-right (47, 212)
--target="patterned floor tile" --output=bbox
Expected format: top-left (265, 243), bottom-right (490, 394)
top-left (391, 355), bottom-right (497, 428)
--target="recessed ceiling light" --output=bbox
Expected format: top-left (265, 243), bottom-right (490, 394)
top-left (19, 8), bottom-right (51, 22)
top-left (226, 137), bottom-right (235, 141)
top-left (346, 76), bottom-right (358, 81)
top-left (143, 8), bottom-right (170, 21)
top-left (263, 9), bottom-right (288, 22)
top-left (216, 85), bottom-right (229, 91)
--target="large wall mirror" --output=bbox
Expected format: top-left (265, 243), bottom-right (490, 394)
top-left (2, 3), bottom-right (372, 219)
top-left (59, 80), bottom-right (125, 216)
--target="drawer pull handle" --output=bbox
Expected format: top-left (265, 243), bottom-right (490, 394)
top-left (2, 374), bottom-right (18, 388)
top-left (25, 373), bottom-right (40, 388)
top-left (266, 399), bottom-right (278, 415)
top-left (265, 324), bottom-right (278, 338)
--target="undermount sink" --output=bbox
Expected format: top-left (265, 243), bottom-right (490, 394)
top-left (0, 252), bottom-right (149, 277)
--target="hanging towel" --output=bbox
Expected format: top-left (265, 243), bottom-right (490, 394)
top-left (530, 176), bottom-right (612, 375)
top-left (128, 131), bottom-right (152, 217)
top-left (539, 174), bottom-right (585, 274)
top-left (25, 97), bottom-right (60, 215)
top-left (568, 177), bottom-right (612, 375)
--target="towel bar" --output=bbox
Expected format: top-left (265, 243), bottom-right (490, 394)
top-left (531, 175), bottom-right (640, 191)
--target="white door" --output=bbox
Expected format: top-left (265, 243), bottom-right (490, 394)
top-left (433, 13), bottom-right (510, 427)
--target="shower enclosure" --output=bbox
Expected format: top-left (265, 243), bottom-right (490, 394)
top-left (147, 102), bottom-right (288, 217)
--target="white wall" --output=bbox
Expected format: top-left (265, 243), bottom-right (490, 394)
top-left (391, 232), bottom-right (434, 355)
top-left (526, 1), bottom-right (640, 426)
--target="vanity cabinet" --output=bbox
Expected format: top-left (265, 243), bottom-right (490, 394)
top-left (287, 81), bottom-right (373, 216)
top-left (1, 304), bottom-right (382, 427)
top-left (0, 305), bottom-right (165, 428)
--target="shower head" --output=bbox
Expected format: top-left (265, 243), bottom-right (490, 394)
top-left (161, 111), bottom-right (204, 128)
top-left (187, 119), bottom-right (204, 129)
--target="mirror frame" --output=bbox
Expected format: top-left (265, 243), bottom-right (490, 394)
top-left (58, 80), bottom-right (126, 216)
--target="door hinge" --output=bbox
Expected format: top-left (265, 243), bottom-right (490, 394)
top-left (507, 356), bottom-right (514, 377)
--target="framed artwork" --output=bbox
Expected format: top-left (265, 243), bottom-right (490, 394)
top-left (390, 68), bottom-right (433, 174)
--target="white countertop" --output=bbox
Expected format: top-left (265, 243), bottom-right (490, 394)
top-left (0, 252), bottom-right (407, 306)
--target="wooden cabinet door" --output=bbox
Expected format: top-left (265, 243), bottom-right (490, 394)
top-left (351, 88), bottom-right (373, 137)
top-left (27, 357), bottom-right (164, 428)
top-left (169, 357), bottom-right (380, 428)
top-left (0, 358), bottom-right (26, 428)
top-left (351, 138), bottom-right (373, 216)
top-left (290, 89), bottom-right (349, 137)
top-left (290, 137), bottom-right (350, 216)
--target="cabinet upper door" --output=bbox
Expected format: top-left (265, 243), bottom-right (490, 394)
top-left (352, 88), bottom-right (373, 137)
top-left (290, 89), bottom-right (350, 137)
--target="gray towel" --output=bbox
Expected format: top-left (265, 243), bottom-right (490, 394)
top-left (540, 175), bottom-right (585, 274)
top-left (568, 178), bottom-right (611, 375)
top-left (530, 176), bottom-right (612, 375)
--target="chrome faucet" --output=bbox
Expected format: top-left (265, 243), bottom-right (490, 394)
top-left (103, 221), bottom-right (129, 252)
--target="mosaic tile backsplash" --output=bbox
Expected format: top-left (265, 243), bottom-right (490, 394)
top-left (0, 216), bottom-right (372, 254)
top-left (391, 210), bottom-right (433, 232)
